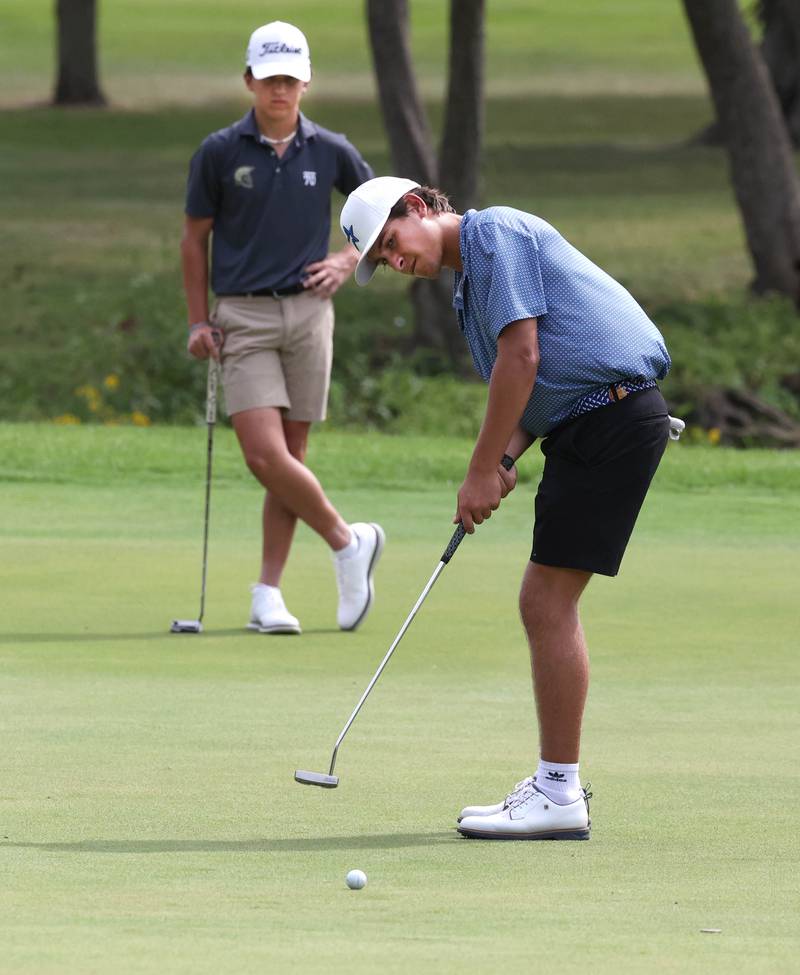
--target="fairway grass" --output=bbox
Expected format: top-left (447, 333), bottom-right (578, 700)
top-left (1, 426), bottom-right (798, 973)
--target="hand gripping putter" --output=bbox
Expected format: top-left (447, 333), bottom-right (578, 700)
top-left (295, 455), bottom-right (515, 789)
top-left (170, 354), bottom-right (220, 634)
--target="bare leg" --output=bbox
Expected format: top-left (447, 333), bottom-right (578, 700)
top-left (259, 418), bottom-right (312, 587)
top-left (519, 562), bottom-right (592, 764)
top-left (232, 407), bottom-right (350, 555)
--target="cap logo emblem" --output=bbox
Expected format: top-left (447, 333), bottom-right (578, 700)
top-left (260, 42), bottom-right (302, 56)
top-left (343, 224), bottom-right (360, 248)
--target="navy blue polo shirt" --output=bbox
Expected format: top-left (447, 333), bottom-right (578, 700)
top-left (185, 110), bottom-right (373, 295)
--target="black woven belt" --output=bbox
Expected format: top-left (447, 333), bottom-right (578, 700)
top-left (222, 283), bottom-right (306, 298)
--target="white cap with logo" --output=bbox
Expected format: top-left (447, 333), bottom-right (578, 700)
top-left (246, 21), bottom-right (311, 82)
top-left (340, 177), bottom-right (420, 286)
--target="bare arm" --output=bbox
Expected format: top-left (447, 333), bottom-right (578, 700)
top-left (505, 425), bottom-right (536, 462)
top-left (180, 215), bottom-right (219, 359)
top-left (456, 318), bottom-right (540, 533)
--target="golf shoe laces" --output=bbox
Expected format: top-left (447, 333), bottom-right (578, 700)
top-left (507, 778), bottom-right (540, 810)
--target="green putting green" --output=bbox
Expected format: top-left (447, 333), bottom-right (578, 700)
top-left (1, 425), bottom-right (798, 972)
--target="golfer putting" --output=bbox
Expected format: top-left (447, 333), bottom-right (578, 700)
top-left (338, 177), bottom-right (674, 840)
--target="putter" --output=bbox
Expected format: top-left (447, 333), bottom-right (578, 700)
top-left (171, 352), bottom-right (220, 634)
top-left (295, 455), bottom-right (515, 788)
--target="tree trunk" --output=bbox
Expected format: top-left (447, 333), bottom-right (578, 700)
top-left (683, 0), bottom-right (800, 302)
top-left (365, 0), bottom-right (436, 184)
top-left (438, 0), bottom-right (486, 211)
top-left (53, 0), bottom-right (106, 106)
top-left (692, 0), bottom-right (800, 147)
top-left (366, 0), bottom-right (485, 366)
top-left (697, 386), bottom-right (800, 447)
top-left (761, 0), bottom-right (800, 144)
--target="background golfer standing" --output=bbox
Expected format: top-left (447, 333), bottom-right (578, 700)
top-left (182, 22), bottom-right (383, 635)
top-left (340, 177), bottom-right (672, 839)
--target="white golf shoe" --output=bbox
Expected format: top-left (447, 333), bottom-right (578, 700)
top-left (458, 776), bottom-right (536, 822)
top-left (457, 780), bottom-right (591, 841)
top-left (333, 522), bottom-right (385, 631)
top-left (247, 584), bottom-right (301, 635)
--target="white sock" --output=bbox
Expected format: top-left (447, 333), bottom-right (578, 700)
top-left (334, 528), bottom-right (357, 559)
top-left (535, 760), bottom-right (581, 805)
top-left (253, 583), bottom-right (280, 594)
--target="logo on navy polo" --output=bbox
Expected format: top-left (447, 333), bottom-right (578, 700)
top-left (303, 171), bottom-right (317, 187)
top-left (234, 166), bottom-right (255, 189)
top-left (259, 42), bottom-right (302, 55)
top-left (343, 224), bottom-right (359, 247)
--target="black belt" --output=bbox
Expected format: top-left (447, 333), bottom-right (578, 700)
top-left (221, 283), bottom-right (306, 299)
top-left (609, 379), bottom-right (657, 402)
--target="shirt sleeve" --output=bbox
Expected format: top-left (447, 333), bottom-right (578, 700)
top-left (334, 138), bottom-right (374, 196)
top-left (476, 222), bottom-right (548, 339)
top-left (185, 138), bottom-right (222, 218)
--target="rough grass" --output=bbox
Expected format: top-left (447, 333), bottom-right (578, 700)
top-left (2, 422), bottom-right (800, 495)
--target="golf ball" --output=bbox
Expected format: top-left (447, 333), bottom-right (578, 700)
top-left (346, 869), bottom-right (367, 890)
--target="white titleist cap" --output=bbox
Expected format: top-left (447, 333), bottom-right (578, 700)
top-left (246, 22), bottom-right (311, 82)
top-left (340, 177), bottom-right (420, 285)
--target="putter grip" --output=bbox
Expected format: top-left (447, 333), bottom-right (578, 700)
top-left (206, 359), bottom-right (219, 425)
top-left (440, 454), bottom-right (516, 564)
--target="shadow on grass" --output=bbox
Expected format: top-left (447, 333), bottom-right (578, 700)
top-left (0, 628), bottom-right (341, 644)
top-left (6, 833), bottom-right (456, 853)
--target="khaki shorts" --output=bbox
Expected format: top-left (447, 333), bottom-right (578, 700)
top-left (211, 293), bottom-right (334, 420)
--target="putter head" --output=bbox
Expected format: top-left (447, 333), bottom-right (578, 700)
top-left (170, 619), bottom-right (203, 634)
top-left (294, 769), bottom-right (339, 788)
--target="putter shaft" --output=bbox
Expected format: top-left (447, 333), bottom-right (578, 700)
top-left (197, 358), bottom-right (219, 624)
top-left (296, 456), bottom-right (515, 787)
top-left (325, 558), bottom-right (447, 778)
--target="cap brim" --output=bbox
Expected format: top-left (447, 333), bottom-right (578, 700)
top-left (353, 218), bottom-right (387, 286)
top-left (250, 61), bottom-right (311, 82)
top-left (355, 255), bottom-right (378, 286)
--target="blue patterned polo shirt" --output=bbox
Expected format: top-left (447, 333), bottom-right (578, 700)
top-left (453, 207), bottom-right (671, 438)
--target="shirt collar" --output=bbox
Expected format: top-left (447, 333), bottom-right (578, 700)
top-left (459, 209), bottom-right (477, 274)
top-left (298, 112), bottom-right (317, 141)
top-left (237, 109), bottom-right (316, 147)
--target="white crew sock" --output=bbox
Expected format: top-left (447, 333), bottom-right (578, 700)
top-left (334, 528), bottom-right (358, 559)
top-left (534, 760), bottom-right (581, 805)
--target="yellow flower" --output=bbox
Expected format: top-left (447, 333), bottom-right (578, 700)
top-left (130, 411), bottom-right (151, 427)
top-left (53, 413), bottom-right (81, 425)
top-left (75, 384), bottom-right (102, 411)
top-left (103, 374), bottom-right (120, 391)
top-left (707, 427), bottom-right (721, 445)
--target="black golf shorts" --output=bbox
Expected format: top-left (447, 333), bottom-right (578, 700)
top-left (531, 386), bottom-right (670, 577)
